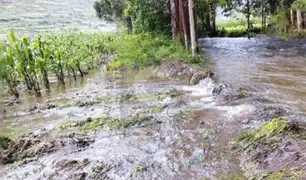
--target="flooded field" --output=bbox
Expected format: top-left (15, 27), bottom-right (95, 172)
top-left (0, 65), bottom-right (257, 179)
top-left (0, 1), bottom-right (306, 178)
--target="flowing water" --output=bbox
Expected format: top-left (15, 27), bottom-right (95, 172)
top-left (201, 37), bottom-right (306, 120)
top-left (0, 63), bottom-right (256, 179)
top-left (1, 0), bottom-right (305, 179)
top-left (1, 37), bottom-right (306, 179)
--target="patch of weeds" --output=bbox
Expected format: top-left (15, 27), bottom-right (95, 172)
top-left (59, 115), bottom-right (152, 131)
top-left (115, 94), bottom-right (137, 103)
top-left (57, 97), bottom-right (112, 108)
top-left (131, 165), bottom-right (147, 177)
top-left (174, 110), bottom-right (193, 119)
top-left (216, 171), bottom-right (246, 180)
top-left (57, 101), bottom-right (78, 108)
top-left (150, 105), bottom-right (164, 113)
top-left (0, 134), bottom-right (12, 150)
top-left (237, 118), bottom-right (290, 150)
top-left (100, 96), bottom-right (111, 103)
top-left (59, 121), bottom-right (86, 130)
top-left (263, 168), bottom-right (306, 180)
top-left (115, 89), bottom-right (184, 103)
top-left (236, 118), bottom-right (306, 178)
top-left (239, 88), bottom-right (251, 97)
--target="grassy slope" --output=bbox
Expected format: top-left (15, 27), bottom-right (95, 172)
top-left (0, 0), bottom-right (115, 39)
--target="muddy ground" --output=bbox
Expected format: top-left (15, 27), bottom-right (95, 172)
top-left (1, 61), bottom-right (306, 179)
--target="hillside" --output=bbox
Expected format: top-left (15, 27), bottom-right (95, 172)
top-left (0, 0), bottom-right (115, 39)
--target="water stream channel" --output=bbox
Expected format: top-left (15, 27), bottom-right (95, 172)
top-left (0, 37), bottom-right (305, 179)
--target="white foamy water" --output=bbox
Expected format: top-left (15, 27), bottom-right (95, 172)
top-left (182, 78), bottom-right (215, 97)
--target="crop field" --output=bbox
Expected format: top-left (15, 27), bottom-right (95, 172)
top-left (0, 0), bottom-right (115, 39)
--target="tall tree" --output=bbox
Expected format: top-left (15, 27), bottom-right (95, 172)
top-left (188, 0), bottom-right (197, 57)
top-left (171, 0), bottom-right (179, 39)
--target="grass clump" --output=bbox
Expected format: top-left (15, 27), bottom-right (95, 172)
top-left (59, 115), bottom-right (152, 131)
top-left (236, 118), bottom-right (292, 151)
top-left (238, 118), bottom-right (289, 144)
top-left (115, 89), bottom-right (183, 103)
top-left (264, 168), bottom-right (306, 180)
top-left (0, 134), bottom-right (12, 150)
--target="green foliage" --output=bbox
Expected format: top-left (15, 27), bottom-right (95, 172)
top-left (237, 118), bottom-right (290, 151)
top-left (108, 33), bottom-right (200, 69)
top-left (125, 0), bottom-right (171, 35)
top-left (265, 168), bottom-right (306, 180)
top-left (0, 30), bottom-right (112, 97)
top-left (1, 30), bottom-right (198, 97)
top-left (94, 0), bottom-right (124, 22)
top-left (216, 18), bottom-right (262, 37)
top-left (59, 115), bottom-right (152, 131)
top-left (94, 0), bottom-right (170, 35)
top-left (292, 0), bottom-right (306, 10)
top-left (0, 135), bottom-right (11, 150)
top-left (238, 118), bottom-right (289, 143)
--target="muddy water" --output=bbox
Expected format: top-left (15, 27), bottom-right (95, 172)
top-left (0, 63), bottom-right (256, 179)
top-left (2, 37), bottom-right (305, 179)
top-left (201, 37), bottom-right (306, 119)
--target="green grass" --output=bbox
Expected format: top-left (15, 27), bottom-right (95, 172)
top-left (108, 33), bottom-right (203, 69)
top-left (264, 168), bottom-right (305, 180)
top-left (216, 18), bottom-right (262, 37)
top-left (59, 115), bottom-right (152, 131)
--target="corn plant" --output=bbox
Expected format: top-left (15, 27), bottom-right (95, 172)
top-left (0, 30), bottom-right (114, 98)
top-left (0, 48), bottom-right (19, 97)
top-left (33, 37), bottom-right (50, 90)
top-left (6, 31), bottom-right (41, 96)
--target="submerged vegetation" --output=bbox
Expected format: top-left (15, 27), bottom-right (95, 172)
top-left (0, 30), bottom-right (199, 98)
top-left (265, 168), bottom-right (306, 180)
top-left (59, 115), bottom-right (152, 131)
top-left (236, 118), bottom-right (306, 179)
top-left (0, 30), bottom-right (107, 97)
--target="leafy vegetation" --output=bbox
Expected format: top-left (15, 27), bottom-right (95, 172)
top-left (108, 34), bottom-right (204, 69)
top-left (216, 18), bottom-right (261, 37)
top-left (94, 0), bottom-right (170, 35)
top-left (237, 118), bottom-right (290, 149)
top-left (264, 168), bottom-right (306, 180)
top-left (0, 135), bottom-right (12, 150)
top-left (0, 30), bottom-right (112, 97)
top-left (59, 115), bottom-right (152, 131)
top-left (0, 30), bottom-right (195, 98)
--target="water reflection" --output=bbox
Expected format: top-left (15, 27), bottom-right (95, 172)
top-left (202, 37), bottom-right (306, 118)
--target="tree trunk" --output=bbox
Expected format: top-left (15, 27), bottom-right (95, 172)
top-left (246, 0), bottom-right (251, 38)
top-left (290, 9), bottom-right (294, 26)
top-left (179, 0), bottom-right (188, 49)
top-left (211, 3), bottom-right (217, 33)
top-left (297, 9), bottom-right (302, 32)
top-left (188, 0), bottom-right (197, 57)
top-left (126, 17), bottom-right (133, 34)
top-left (261, 0), bottom-right (266, 30)
top-left (170, 0), bottom-right (179, 39)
